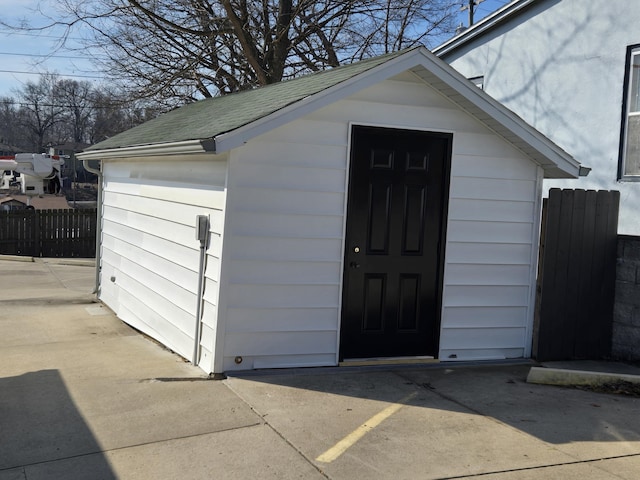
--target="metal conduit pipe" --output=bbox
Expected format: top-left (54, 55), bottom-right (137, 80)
top-left (82, 159), bottom-right (103, 295)
top-left (193, 215), bottom-right (210, 366)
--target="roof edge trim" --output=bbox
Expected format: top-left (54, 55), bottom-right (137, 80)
top-left (433, 0), bottom-right (536, 58)
top-left (77, 139), bottom-right (208, 160)
top-left (408, 54), bottom-right (580, 178)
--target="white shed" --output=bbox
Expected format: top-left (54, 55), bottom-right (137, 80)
top-left (78, 47), bottom-right (581, 374)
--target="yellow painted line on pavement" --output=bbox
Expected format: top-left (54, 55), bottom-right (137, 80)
top-left (315, 392), bottom-right (417, 463)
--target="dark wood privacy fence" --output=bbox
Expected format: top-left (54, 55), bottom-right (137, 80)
top-left (534, 189), bottom-right (619, 361)
top-left (0, 209), bottom-right (97, 258)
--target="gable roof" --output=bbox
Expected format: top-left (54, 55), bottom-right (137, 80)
top-left (433, 0), bottom-right (540, 58)
top-left (83, 51), bottom-right (403, 154)
top-left (0, 195), bottom-right (71, 210)
top-left (0, 196), bottom-right (26, 206)
top-left (78, 45), bottom-right (580, 179)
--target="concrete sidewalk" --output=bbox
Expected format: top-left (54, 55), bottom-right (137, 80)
top-left (1, 257), bottom-right (640, 479)
top-left (0, 258), bottom-right (319, 479)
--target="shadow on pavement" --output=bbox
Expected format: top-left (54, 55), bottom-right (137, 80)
top-left (402, 364), bottom-right (640, 445)
top-left (0, 369), bottom-right (116, 478)
top-left (228, 363), bottom-right (640, 446)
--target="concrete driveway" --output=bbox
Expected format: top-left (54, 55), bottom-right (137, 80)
top-left (1, 257), bottom-right (640, 479)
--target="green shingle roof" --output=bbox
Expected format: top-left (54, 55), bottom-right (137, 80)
top-left (86, 50), bottom-right (408, 152)
top-left (80, 46), bottom-right (581, 178)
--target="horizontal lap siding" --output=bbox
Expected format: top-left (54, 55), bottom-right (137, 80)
top-left (220, 73), bottom-right (540, 370)
top-left (101, 156), bottom-right (227, 372)
top-left (326, 78), bottom-right (540, 361)
top-left (442, 130), bottom-right (540, 360)
top-left (221, 122), bottom-right (347, 371)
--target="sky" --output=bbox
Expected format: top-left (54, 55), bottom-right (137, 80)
top-left (0, 0), bottom-right (511, 97)
top-left (0, 0), bottom-right (101, 96)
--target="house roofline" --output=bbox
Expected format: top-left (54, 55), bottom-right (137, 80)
top-left (433, 0), bottom-right (538, 58)
top-left (78, 44), bottom-right (580, 179)
top-left (216, 46), bottom-right (580, 178)
top-left (214, 48), bottom-right (428, 153)
top-left (411, 47), bottom-right (579, 178)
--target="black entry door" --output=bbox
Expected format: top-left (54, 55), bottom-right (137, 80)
top-left (340, 126), bottom-right (452, 360)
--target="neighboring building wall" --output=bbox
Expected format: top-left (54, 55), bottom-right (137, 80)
top-left (440, 0), bottom-right (640, 235)
top-left (100, 155), bottom-right (228, 373)
top-left (217, 72), bottom-right (544, 371)
top-left (613, 235), bottom-right (640, 361)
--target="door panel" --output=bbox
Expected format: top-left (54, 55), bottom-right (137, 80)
top-left (403, 185), bottom-right (426, 254)
top-left (368, 183), bottom-right (392, 253)
top-left (340, 126), bottom-right (451, 360)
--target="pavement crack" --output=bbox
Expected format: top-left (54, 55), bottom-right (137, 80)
top-left (140, 376), bottom-right (216, 383)
top-left (263, 422), bottom-right (332, 479)
top-left (394, 371), bottom-right (489, 417)
top-left (223, 379), bottom-right (331, 479)
top-left (392, 370), bottom-right (634, 479)
top-left (0, 424), bottom-right (265, 474)
top-left (431, 452), bottom-right (640, 479)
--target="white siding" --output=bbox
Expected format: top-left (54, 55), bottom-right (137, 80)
top-left (218, 118), bottom-right (348, 371)
top-left (443, 133), bottom-right (541, 360)
top-left (219, 72), bottom-right (542, 370)
top-left (100, 155), bottom-right (227, 373)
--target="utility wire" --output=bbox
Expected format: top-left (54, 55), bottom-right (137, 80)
top-left (0, 69), bottom-right (105, 79)
top-left (0, 30), bottom-right (86, 41)
top-left (0, 51), bottom-right (105, 60)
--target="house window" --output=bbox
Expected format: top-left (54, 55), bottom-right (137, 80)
top-left (620, 45), bottom-right (640, 180)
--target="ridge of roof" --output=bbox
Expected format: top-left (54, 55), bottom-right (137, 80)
top-left (85, 49), bottom-right (412, 153)
top-left (79, 45), bottom-right (581, 178)
top-left (433, 0), bottom-right (540, 58)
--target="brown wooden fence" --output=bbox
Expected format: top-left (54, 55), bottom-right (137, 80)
top-left (0, 209), bottom-right (97, 258)
top-left (533, 189), bottom-right (619, 361)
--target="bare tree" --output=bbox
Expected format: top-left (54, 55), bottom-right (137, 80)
top-left (0, 74), bottom-right (156, 151)
top-left (0, 97), bottom-right (23, 150)
top-left (89, 89), bottom-right (129, 145)
top-left (90, 89), bottom-right (162, 143)
top-left (16, 74), bottom-right (64, 151)
top-left (14, 0), bottom-right (458, 105)
top-left (55, 79), bottom-right (94, 144)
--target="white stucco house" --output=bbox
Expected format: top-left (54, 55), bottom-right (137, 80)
top-left (78, 47), bottom-right (581, 374)
top-left (434, 0), bottom-right (640, 235)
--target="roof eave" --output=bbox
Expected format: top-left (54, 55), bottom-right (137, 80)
top-left (215, 46), bottom-right (579, 178)
top-left (76, 43), bottom-right (579, 179)
top-left (77, 139), bottom-right (213, 161)
top-left (433, 0), bottom-right (536, 58)
top-left (406, 57), bottom-right (580, 179)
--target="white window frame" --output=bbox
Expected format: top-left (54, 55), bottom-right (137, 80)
top-left (619, 45), bottom-right (640, 181)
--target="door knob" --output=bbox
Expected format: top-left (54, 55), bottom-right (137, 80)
top-left (354, 246), bottom-right (360, 253)
top-left (349, 261), bottom-right (360, 268)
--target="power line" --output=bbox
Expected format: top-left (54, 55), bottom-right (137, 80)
top-left (461, 0), bottom-right (484, 26)
top-left (458, 0), bottom-right (509, 27)
top-left (0, 69), bottom-right (105, 79)
top-left (471, 0), bottom-right (510, 20)
top-left (0, 51), bottom-right (103, 60)
top-left (0, 29), bottom-right (86, 41)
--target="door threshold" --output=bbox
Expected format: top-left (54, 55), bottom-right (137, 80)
top-left (340, 356), bottom-right (438, 367)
